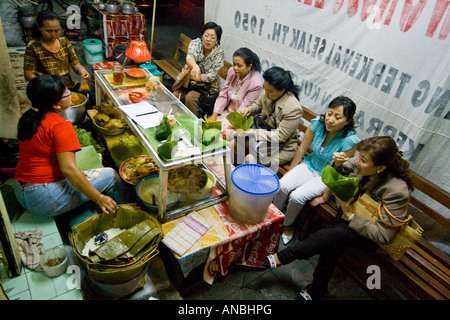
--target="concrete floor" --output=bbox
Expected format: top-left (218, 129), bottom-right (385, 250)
top-left (64, 0), bottom-right (373, 301)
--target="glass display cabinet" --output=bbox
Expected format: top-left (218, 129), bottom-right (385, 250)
top-left (94, 69), bottom-right (230, 222)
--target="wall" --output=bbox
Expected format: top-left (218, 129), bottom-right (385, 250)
top-left (205, 0), bottom-right (450, 196)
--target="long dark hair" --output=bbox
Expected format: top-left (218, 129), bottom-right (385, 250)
top-left (262, 67), bottom-right (301, 100)
top-left (18, 75), bottom-right (66, 141)
top-left (31, 10), bottom-right (60, 39)
top-left (201, 22), bottom-right (222, 44)
top-left (357, 136), bottom-right (414, 195)
top-left (233, 48), bottom-right (262, 73)
top-left (320, 95), bottom-right (357, 135)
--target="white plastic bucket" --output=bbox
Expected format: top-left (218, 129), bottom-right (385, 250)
top-left (83, 38), bottom-right (105, 64)
top-left (228, 164), bottom-right (280, 225)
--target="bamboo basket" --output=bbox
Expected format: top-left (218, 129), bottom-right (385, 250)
top-left (69, 203), bottom-right (162, 287)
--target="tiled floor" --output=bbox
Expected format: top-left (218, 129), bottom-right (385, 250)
top-left (0, 209), bottom-right (83, 300)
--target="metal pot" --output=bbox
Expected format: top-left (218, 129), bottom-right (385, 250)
top-left (60, 93), bottom-right (87, 124)
top-left (19, 3), bottom-right (36, 16)
top-left (121, 2), bottom-right (135, 15)
top-left (105, 1), bottom-right (120, 14)
top-left (19, 15), bottom-right (37, 29)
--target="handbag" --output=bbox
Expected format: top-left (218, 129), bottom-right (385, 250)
top-left (198, 91), bottom-right (219, 117)
top-left (252, 114), bottom-right (274, 130)
top-left (351, 193), bottom-right (424, 260)
top-left (188, 80), bottom-right (211, 95)
top-left (321, 165), bottom-right (359, 202)
top-left (172, 64), bottom-right (191, 91)
top-left (251, 114), bottom-right (285, 158)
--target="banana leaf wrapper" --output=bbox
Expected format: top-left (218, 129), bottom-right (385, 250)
top-left (94, 219), bottom-right (155, 260)
top-left (226, 112), bottom-right (253, 131)
top-left (321, 165), bottom-right (359, 202)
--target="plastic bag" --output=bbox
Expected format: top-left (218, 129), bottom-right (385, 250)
top-left (321, 165), bottom-right (359, 201)
top-left (79, 77), bottom-right (90, 92)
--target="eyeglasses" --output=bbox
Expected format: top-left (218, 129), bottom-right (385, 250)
top-left (61, 91), bottom-right (72, 99)
top-left (202, 33), bottom-right (217, 41)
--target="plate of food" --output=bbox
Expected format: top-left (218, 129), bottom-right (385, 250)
top-left (167, 165), bottom-right (208, 193)
top-left (119, 155), bottom-right (159, 185)
top-left (125, 68), bottom-right (146, 79)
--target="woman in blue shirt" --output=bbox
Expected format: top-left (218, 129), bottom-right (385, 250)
top-left (273, 96), bottom-right (359, 244)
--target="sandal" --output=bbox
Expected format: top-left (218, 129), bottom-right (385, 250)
top-left (298, 289), bottom-right (312, 300)
top-left (261, 254), bottom-right (280, 269)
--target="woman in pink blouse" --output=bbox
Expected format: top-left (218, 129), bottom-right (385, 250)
top-left (207, 48), bottom-right (263, 131)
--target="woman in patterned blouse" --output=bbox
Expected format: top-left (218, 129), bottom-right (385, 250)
top-left (23, 11), bottom-right (94, 107)
top-left (173, 22), bottom-right (225, 117)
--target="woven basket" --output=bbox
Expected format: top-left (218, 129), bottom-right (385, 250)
top-left (69, 203), bottom-right (162, 286)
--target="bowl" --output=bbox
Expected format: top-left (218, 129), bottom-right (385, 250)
top-left (167, 165), bottom-right (208, 193)
top-left (60, 93), bottom-right (87, 124)
top-left (40, 247), bottom-right (68, 277)
top-left (119, 155), bottom-right (158, 185)
top-left (136, 175), bottom-right (180, 210)
top-left (129, 91), bottom-right (146, 103)
top-left (184, 169), bottom-right (216, 201)
top-left (88, 109), bottom-right (128, 136)
top-left (125, 68), bottom-right (146, 79)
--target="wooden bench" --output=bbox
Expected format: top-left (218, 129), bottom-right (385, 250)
top-left (277, 107), bottom-right (450, 300)
top-left (153, 33), bottom-right (232, 82)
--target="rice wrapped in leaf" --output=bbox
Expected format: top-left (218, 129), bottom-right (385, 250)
top-left (201, 119), bottom-right (222, 145)
top-left (226, 112), bottom-right (253, 131)
top-left (157, 140), bottom-right (178, 159)
top-left (155, 113), bottom-right (172, 141)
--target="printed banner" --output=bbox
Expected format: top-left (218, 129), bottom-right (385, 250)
top-left (205, 0), bottom-right (450, 195)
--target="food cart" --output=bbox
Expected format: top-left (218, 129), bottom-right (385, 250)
top-left (93, 69), bottom-right (230, 222)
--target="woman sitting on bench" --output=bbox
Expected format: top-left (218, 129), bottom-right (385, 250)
top-left (226, 66), bottom-right (302, 170)
top-left (173, 22), bottom-right (225, 117)
top-left (207, 47), bottom-right (263, 131)
top-left (274, 96), bottom-right (359, 244)
top-left (263, 136), bottom-right (414, 300)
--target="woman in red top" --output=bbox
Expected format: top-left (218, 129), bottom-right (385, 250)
top-left (14, 75), bottom-right (130, 216)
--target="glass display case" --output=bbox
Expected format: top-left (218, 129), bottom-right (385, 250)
top-left (94, 69), bottom-right (230, 222)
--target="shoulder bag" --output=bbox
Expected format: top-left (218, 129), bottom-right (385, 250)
top-left (351, 193), bottom-right (424, 260)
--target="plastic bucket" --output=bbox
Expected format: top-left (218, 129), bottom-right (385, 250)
top-left (83, 38), bottom-right (105, 64)
top-left (229, 164), bottom-right (280, 225)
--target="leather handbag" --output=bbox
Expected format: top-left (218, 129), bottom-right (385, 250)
top-left (172, 64), bottom-right (191, 91)
top-left (351, 193), bottom-right (424, 260)
top-left (251, 114), bottom-right (286, 158)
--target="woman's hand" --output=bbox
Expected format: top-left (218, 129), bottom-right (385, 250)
top-left (190, 64), bottom-right (201, 81)
top-left (310, 195), bottom-right (326, 207)
top-left (207, 113), bottom-right (218, 121)
top-left (80, 68), bottom-right (90, 79)
top-left (96, 194), bottom-right (119, 214)
top-left (335, 196), bottom-right (354, 220)
top-left (239, 106), bottom-right (252, 117)
top-left (310, 187), bottom-right (331, 207)
top-left (332, 152), bottom-right (349, 167)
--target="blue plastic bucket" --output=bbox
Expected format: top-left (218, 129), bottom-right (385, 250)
top-left (83, 39), bottom-right (105, 64)
top-left (229, 164), bottom-right (280, 224)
